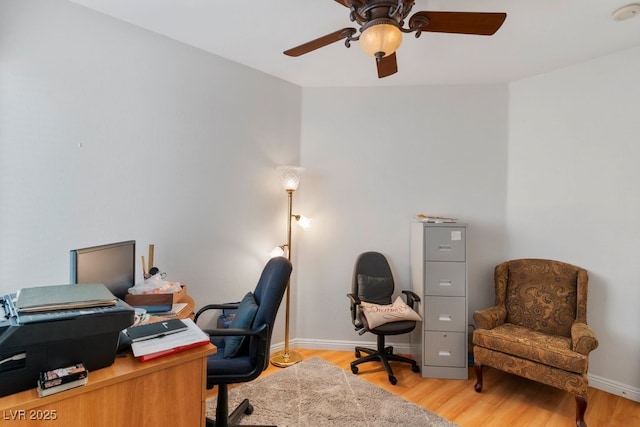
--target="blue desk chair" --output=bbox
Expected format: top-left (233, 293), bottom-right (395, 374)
top-left (194, 256), bottom-right (292, 427)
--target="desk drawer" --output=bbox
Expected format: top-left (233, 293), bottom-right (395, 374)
top-left (424, 331), bottom-right (466, 367)
top-left (425, 262), bottom-right (466, 296)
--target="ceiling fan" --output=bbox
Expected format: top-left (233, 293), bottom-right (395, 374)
top-left (283, 0), bottom-right (507, 78)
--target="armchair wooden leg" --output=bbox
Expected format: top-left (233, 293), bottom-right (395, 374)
top-left (575, 395), bottom-right (587, 427)
top-left (473, 363), bottom-right (483, 392)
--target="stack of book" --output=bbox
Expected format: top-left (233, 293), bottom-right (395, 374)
top-left (127, 318), bottom-right (210, 362)
top-left (37, 363), bottom-right (88, 397)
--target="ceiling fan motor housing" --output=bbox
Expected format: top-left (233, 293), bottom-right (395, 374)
top-left (351, 0), bottom-right (415, 28)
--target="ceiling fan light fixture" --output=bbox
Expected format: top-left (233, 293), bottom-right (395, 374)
top-left (612, 3), bottom-right (640, 21)
top-left (359, 23), bottom-right (403, 59)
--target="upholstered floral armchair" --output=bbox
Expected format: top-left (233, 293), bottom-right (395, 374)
top-left (472, 259), bottom-right (599, 427)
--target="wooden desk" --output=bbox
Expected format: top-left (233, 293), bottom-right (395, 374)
top-left (0, 344), bottom-right (216, 427)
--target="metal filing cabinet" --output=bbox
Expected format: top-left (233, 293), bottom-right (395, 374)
top-left (410, 222), bottom-right (468, 379)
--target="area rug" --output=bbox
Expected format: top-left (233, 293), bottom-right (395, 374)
top-left (206, 357), bottom-right (458, 426)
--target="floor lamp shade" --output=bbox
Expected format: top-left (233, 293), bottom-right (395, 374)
top-left (277, 166), bottom-right (304, 191)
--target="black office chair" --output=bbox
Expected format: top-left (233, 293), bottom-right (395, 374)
top-left (194, 256), bottom-right (292, 427)
top-left (347, 251), bottom-right (421, 385)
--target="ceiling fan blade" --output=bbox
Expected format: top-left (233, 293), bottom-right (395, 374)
top-left (284, 28), bottom-right (357, 57)
top-left (376, 53), bottom-right (398, 78)
top-left (409, 11), bottom-right (507, 36)
top-left (334, 0), bottom-right (351, 7)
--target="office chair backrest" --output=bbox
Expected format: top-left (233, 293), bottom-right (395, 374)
top-left (351, 252), bottom-right (395, 328)
top-left (249, 256), bottom-right (292, 367)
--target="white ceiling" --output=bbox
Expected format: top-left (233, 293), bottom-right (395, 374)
top-left (69, 0), bottom-right (640, 87)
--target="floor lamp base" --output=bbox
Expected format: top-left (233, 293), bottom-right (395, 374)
top-left (270, 349), bottom-right (303, 368)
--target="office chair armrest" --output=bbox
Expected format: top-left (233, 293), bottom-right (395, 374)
top-left (194, 303), bottom-right (241, 323)
top-left (346, 293), bottom-right (362, 305)
top-left (347, 293), bottom-right (368, 333)
top-left (401, 290), bottom-right (420, 309)
top-left (201, 323), bottom-right (269, 339)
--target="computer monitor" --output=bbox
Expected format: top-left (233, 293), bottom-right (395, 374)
top-left (70, 240), bottom-right (136, 300)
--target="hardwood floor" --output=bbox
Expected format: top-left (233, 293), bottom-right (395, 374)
top-left (252, 349), bottom-right (640, 427)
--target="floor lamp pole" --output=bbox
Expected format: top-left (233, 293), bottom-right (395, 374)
top-left (270, 189), bottom-right (303, 367)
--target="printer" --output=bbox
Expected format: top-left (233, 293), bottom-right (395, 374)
top-left (0, 293), bottom-right (134, 397)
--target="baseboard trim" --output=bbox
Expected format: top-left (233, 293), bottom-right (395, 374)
top-left (588, 373), bottom-right (640, 403)
top-left (271, 338), bottom-right (640, 403)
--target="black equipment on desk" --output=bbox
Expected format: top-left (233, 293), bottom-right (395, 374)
top-left (0, 293), bottom-right (134, 397)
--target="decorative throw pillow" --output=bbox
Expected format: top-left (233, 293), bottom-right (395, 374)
top-left (360, 296), bottom-right (422, 329)
top-left (223, 292), bottom-right (258, 358)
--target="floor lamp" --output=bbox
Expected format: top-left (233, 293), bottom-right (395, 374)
top-left (270, 165), bottom-right (307, 368)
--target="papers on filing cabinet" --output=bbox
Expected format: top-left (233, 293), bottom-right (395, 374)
top-left (130, 318), bottom-right (209, 360)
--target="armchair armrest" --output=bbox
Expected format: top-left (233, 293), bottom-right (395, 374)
top-left (194, 303), bottom-right (240, 323)
top-left (571, 322), bottom-right (599, 355)
top-left (401, 290), bottom-right (420, 310)
top-left (473, 306), bottom-right (506, 330)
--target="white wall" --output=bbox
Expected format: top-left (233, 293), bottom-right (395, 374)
top-left (508, 47), bottom-right (640, 397)
top-left (0, 0), bottom-right (302, 346)
top-left (296, 85), bottom-right (509, 346)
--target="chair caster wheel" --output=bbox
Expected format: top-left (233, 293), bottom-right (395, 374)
top-left (351, 365), bottom-right (358, 374)
top-left (412, 365), bottom-right (420, 373)
top-left (245, 404), bottom-right (254, 415)
top-left (389, 375), bottom-right (397, 385)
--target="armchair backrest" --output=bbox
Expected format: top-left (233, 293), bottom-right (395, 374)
top-left (495, 259), bottom-right (588, 337)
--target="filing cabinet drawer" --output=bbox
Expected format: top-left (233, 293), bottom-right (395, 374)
top-left (425, 262), bottom-right (466, 297)
top-left (423, 296), bottom-right (466, 331)
top-left (425, 227), bottom-right (466, 262)
top-left (424, 331), bottom-right (466, 367)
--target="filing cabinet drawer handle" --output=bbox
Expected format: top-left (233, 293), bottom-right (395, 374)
top-left (438, 350), bottom-right (452, 357)
top-left (438, 315), bottom-right (452, 321)
top-left (438, 245), bottom-right (452, 251)
top-left (438, 280), bottom-right (452, 287)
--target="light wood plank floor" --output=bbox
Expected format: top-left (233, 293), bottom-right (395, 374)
top-left (246, 349), bottom-right (640, 427)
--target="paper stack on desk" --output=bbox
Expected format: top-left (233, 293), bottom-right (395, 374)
top-left (130, 318), bottom-right (210, 361)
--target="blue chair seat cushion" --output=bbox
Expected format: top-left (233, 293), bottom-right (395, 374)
top-left (223, 292), bottom-right (258, 358)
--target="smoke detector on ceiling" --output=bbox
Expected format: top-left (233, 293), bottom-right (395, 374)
top-left (612, 3), bottom-right (640, 21)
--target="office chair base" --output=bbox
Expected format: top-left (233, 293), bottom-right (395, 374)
top-left (206, 385), bottom-right (277, 427)
top-left (351, 339), bottom-right (420, 385)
